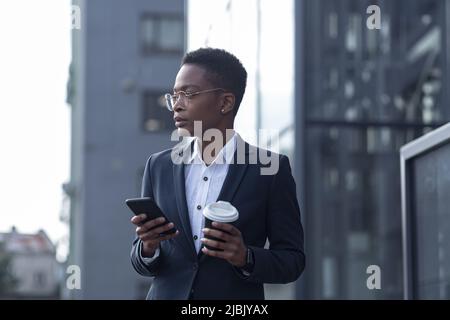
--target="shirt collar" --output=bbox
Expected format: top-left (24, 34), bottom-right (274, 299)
top-left (188, 131), bottom-right (237, 165)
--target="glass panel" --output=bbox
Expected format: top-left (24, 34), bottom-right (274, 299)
top-left (305, 126), bottom-right (412, 298)
top-left (413, 143), bottom-right (450, 299)
top-left (159, 19), bottom-right (184, 51)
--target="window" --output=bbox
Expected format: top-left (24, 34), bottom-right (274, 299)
top-left (140, 14), bottom-right (184, 54)
top-left (142, 91), bottom-right (173, 132)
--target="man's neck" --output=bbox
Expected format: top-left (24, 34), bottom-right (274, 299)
top-left (197, 128), bottom-right (235, 165)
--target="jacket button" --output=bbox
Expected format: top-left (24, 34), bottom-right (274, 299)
top-left (197, 205), bottom-right (202, 210)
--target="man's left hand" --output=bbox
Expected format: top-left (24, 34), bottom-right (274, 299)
top-left (201, 222), bottom-right (247, 267)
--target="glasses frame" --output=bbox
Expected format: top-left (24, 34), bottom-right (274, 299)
top-left (164, 88), bottom-right (226, 111)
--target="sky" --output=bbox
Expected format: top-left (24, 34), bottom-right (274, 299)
top-left (0, 0), bottom-right (71, 261)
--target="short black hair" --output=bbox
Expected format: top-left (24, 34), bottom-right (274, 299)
top-left (181, 47), bottom-right (247, 116)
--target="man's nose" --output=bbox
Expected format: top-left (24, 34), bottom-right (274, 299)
top-left (173, 97), bottom-right (184, 111)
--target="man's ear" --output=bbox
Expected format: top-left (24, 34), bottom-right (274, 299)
top-left (220, 93), bottom-right (235, 115)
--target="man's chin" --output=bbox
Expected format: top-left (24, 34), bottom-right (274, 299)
top-left (177, 127), bottom-right (192, 137)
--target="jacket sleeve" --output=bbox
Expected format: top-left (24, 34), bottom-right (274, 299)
top-left (130, 155), bottom-right (162, 277)
top-left (236, 155), bottom-right (305, 284)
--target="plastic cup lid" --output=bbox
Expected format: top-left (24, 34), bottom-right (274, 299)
top-left (202, 201), bottom-right (239, 222)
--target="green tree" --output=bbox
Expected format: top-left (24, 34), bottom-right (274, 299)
top-left (0, 241), bottom-right (17, 298)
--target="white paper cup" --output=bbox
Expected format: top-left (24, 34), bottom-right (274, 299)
top-left (202, 201), bottom-right (239, 251)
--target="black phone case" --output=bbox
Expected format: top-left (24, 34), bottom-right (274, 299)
top-left (125, 197), bottom-right (176, 235)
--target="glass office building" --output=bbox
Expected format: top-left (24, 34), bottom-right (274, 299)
top-left (188, 0), bottom-right (450, 299)
top-left (300, 0), bottom-right (449, 299)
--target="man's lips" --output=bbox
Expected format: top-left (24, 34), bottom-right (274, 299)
top-left (174, 116), bottom-right (188, 127)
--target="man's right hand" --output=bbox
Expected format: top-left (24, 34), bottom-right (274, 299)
top-left (131, 214), bottom-right (179, 257)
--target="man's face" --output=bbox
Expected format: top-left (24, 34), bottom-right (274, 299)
top-left (172, 64), bottom-right (224, 136)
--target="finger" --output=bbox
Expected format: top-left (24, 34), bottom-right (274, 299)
top-left (136, 225), bottom-right (151, 236)
top-left (201, 246), bottom-right (232, 260)
top-left (211, 222), bottom-right (240, 236)
top-left (141, 222), bottom-right (175, 239)
top-left (157, 230), bottom-right (180, 242)
top-left (131, 214), bottom-right (147, 225)
top-left (151, 222), bottom-right (175, 235)
top-left (201, 238), bottom-right (227, 250)
top-left (140, 230), bottom-right (160, 242)
top-left (136, 217), bottom-right (165, 233)
top-left (140, 217), bottom-right (166, 233)
top-left (138, 221), bottom-right (173, 238)
top-left (202, 228), bottom-right (232, 242)
top-left (142, 229), bottom-right (179, 242)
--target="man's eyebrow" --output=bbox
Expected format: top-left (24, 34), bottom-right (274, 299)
top-left (173, 85), bottom-right (200, 92)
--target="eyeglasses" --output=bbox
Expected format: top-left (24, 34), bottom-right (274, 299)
top-left (164, 88), bottom-right (225, 111)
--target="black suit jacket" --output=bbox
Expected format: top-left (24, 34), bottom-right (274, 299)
top-left (130, 136), bottom-right (305, 299)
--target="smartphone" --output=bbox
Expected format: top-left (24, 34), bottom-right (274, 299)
top-left (125, 197), bottom-right (176, 235)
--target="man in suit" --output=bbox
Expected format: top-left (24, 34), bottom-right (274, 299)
top-left (130, 48), bottom-right (305, 300)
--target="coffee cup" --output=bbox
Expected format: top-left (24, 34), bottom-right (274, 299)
top-left (202, 201), bottom-right (239, 251)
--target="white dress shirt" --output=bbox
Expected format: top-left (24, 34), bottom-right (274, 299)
top-left (140, 131), bottom-right (238, 260)
top-left (185, 131), bottom-right (237, 253)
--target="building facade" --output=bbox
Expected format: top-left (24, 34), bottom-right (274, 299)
top-left (298, 0), bottom-right (450, 299)
top-left (187, 0), bottom-right (450, 299)
top-left (66, 0), bottom-right (185, 299)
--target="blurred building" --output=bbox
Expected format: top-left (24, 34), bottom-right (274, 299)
top-left (187, 0), bottom-right (450, 299)
top-left (66, 0), bottom-right (185, 299)
top-left (300, 0), bottom-right (449, 299)
top-left (0, 227), bottom-right (60, 299)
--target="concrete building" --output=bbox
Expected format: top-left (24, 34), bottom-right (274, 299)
top-left (66, 0), bottom-right (185, 299)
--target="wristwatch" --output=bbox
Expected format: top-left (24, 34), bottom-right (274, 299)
top-left (241, 247), bottom-right (254, 274)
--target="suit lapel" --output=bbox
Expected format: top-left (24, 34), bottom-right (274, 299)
top-left (216, 143), bottom-right (250, 203)
top-left (198, 136), bottom-right (251, 261)
top-left (173, 143), bottom-right (198, 259)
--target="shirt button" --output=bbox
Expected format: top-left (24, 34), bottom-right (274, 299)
top-left (193, 235), bottom-right (198, 240)
top-left (203, 176), bottom-right (208, 181)
top-left (197, 205), bottom-right (202, 210)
